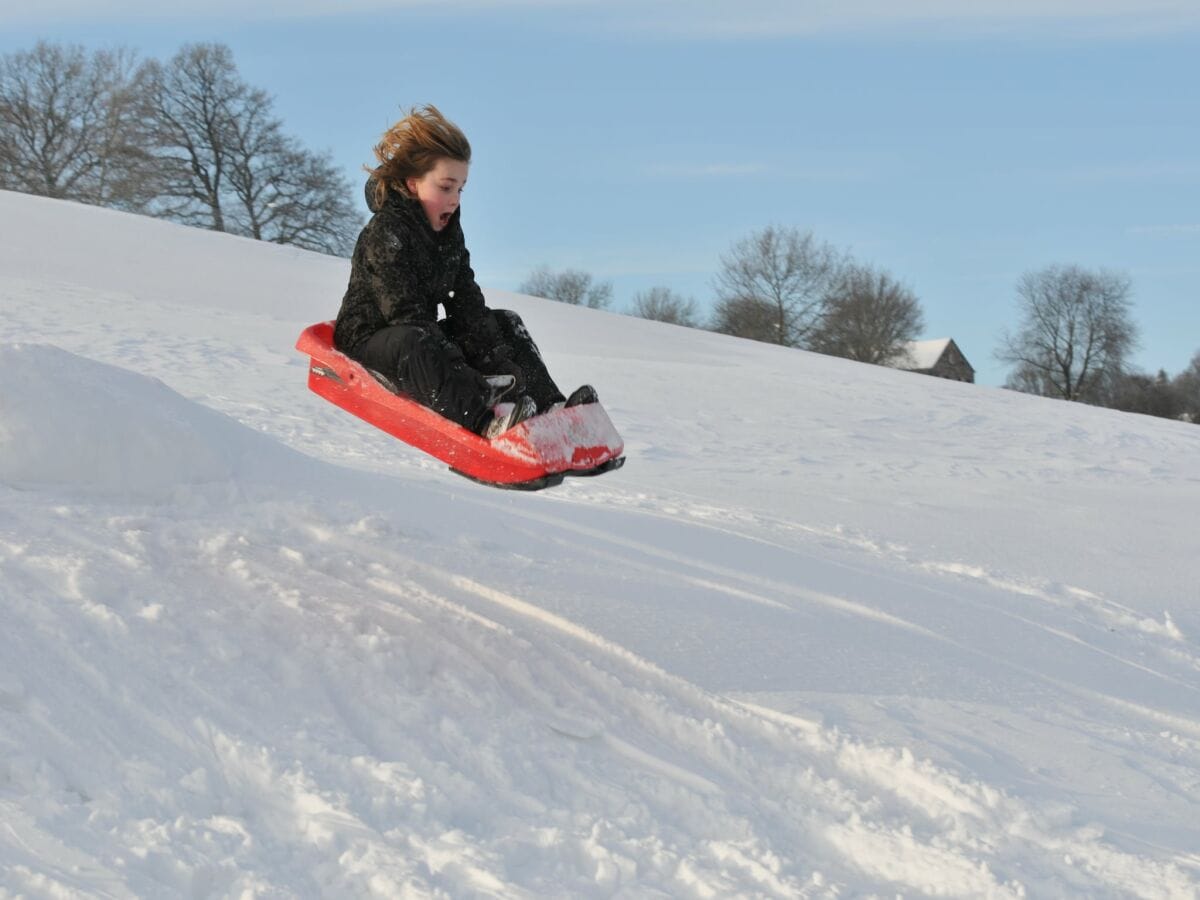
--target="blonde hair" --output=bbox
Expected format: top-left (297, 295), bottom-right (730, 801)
top-left (368, 105), bottom-right (471, 208)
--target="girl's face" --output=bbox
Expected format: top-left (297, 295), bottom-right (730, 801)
top-left (406, 158), bottom-right (468, 232)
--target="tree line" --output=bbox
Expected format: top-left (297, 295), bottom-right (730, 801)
top-left (997, 264), bottom-right (1199, 420)
top-left (521, 226), bottom-right (925, 367)
top-left (0, 41), bottom-right (361, 255)
top-left (520, 229), bottom-right (1200, 424)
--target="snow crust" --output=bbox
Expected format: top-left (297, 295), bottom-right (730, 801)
top-left (2, 189), bottom-right (1199, 897)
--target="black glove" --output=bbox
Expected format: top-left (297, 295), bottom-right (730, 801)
top-left (446, 311), bottom-right (503, 361)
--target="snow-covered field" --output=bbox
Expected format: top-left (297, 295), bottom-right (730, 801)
top-left (2, 189), bottom-right (1199, 898)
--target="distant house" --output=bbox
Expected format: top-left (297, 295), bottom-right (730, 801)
top-left (887, 338), bottom-right (975, 383)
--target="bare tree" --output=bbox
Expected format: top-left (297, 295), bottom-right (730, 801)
top-left (630, 286), bottom-right (699, 327)
top-left (0, 41), bottom-right (156, 208)
top-left (146, 42), bottom-right (359, 255)
top-left (1004, 364), bottom-right (1058, 397)
top-left (144, 43), bottom-right (243, 231)
top-left (1106, 370), bottom-right (1185, 420)
top-left (223, 86), bottom-right (360, 255)
top-left (997, 264), bottom-right (1139, 402)
top-left (221, 78), bottom-right (283, 237)
top-left (518, 266), bottom-right (612, 308)
top-left (249, 147), bottom-right (361, 256)
top-left (709, 295), bottom-right (783, 343)
top-left (811, 263), bottom-right (925, 364)
top-left (1172, 351), bottom-right (1200, 422)
top-left (713, 226), bottom-right (843, 347)
top-left (94, 51), bottom-right (160, 211)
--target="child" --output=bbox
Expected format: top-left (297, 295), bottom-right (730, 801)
top-left (333, 105), bottom-right (596, 438)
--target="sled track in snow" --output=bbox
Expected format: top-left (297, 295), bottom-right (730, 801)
top-left (304, 511), bottom-right (1198, 898)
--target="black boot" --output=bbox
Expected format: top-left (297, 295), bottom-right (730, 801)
top-left (565, 384), bottom-right (599, 407)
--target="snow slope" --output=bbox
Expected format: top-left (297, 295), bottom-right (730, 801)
top-left (2, 189), bottom-right (1199, 898)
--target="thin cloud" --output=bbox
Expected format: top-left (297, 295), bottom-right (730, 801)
top-left (0, 0), bottom-right (562, 25)
top-left (645, 161), bottom-right (877, 182)
top-left (1066, 161), bottom-right (1200, 182)
top-left (7, 0), bottom-right (1200, 36)
top-left (1127, 224), bottom-right (1200, 237)
top-left (616, 0), bottom-right (1200, 39)
top-left (647, 163), bottom-right (768, 178)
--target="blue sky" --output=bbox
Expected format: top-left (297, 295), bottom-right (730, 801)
top-left (4, 1), bottom-right (1198, 386)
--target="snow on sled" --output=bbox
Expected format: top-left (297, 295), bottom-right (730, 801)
top-left (296, 321), bottom-right (625, 490)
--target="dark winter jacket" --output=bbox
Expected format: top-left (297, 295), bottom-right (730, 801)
top-left (333, 179), bottom-right (489, 356)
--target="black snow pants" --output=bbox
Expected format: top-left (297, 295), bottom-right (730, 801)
top-left (350, 309), bottom-right (565, 433)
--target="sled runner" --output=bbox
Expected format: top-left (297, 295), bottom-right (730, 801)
top-left (296, 321), bottom-right (625, 490)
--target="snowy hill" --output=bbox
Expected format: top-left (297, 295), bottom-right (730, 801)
top-left (2, 189), bottom-right (1199, 898)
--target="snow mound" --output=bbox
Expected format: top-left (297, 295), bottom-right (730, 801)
top-left (0, 343), bottom-right (307, 498)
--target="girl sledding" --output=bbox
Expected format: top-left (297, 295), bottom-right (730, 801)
top-left (297, 105), bottom-right (623, 489)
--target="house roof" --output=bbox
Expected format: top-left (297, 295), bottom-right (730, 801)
top-left (889, 338), bottom-right (953, 371)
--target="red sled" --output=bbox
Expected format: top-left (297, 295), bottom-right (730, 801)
top-left (296, 321), bottom-right (625, 490)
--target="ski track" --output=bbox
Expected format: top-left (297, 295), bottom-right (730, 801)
top-left (4, 479), bottom-right (1199, 898)
top-left (478, 487), bottom-right (1200, 716)
top-left (4, 447), bottom-right (1199, 895)
top-left (563, 480), bottom-right (1199, 677)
